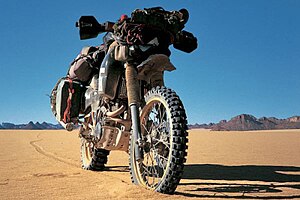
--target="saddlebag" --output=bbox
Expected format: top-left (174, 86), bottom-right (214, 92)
top-left (68, 46), bottom-right (105, 83)
top-left (50, 78), bottom-right (85, 124)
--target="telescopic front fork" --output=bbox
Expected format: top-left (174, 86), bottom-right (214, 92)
top-left (125, 63), bottom-right (144, 161)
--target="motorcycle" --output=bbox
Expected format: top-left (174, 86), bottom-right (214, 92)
top-left (53, 8), bottom-right (196, 194)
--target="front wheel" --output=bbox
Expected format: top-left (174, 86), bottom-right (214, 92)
top-left (129, 86), bottom-right (188, 194)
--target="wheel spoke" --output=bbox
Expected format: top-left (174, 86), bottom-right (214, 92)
top-left (158, 103), bottom-right (167, 124)
top-left (153, 138), bottom-right (170, 149)
top-left (152, 150), bottom-right (161, 178)
top-left (157, 154), bottom-right (168, 170)
top-left (142, 123), bottom-right (151, 136)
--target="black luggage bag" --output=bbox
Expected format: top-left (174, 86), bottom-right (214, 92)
top-left (50, 78), bottom-right (85, 124)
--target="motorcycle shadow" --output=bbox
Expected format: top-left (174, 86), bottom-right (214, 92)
top-left (176, 164), bottom-right (300, 199)
top-left (105, 166), bottom-right (129, 172)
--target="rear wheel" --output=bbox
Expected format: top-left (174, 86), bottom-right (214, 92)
top-left (80, 127), bottom-right (110, 171)
top-left (129, 86), bottom-right (188, 194)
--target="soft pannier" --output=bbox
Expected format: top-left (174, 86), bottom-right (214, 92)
top-left (68, 46), bottom-right (105, 83)
top-left (50, 77), bottom-right (85, 124)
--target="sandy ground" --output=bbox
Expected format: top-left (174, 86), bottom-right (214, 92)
top-left (0, 129), bottom-right (299, 199)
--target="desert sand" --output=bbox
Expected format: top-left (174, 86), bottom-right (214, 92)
top-left (0, 129), bottom-right (299, 199)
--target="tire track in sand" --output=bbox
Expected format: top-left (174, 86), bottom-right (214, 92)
top-left (29, 132), bottom-right (131, 185)
top-left (29, 132), bottom-right (79, 168)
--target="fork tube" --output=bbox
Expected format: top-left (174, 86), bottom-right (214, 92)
top-left (125, 63), bottom-right (143, 161)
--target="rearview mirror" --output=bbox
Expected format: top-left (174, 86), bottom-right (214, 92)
top-left (179, 9), bottom-right (189, 24)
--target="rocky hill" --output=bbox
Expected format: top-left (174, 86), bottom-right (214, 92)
top-left (189, 114), bottom-right (300, 131)
top-left (2, 115), bottom-right (300, 131)
top-left (0, 121), bottom-right (63, 130)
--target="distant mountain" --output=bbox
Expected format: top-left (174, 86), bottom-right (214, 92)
top-left (287, 116), bottom-right (300, 123)
top-left (24, 121), bottom-right (40, 129)
top-left (40, 122), bottom-right (64, 130)
top-left (1, 122), bottom-right (17, 129)
top-left (213, 114), bottom-right (263, 131)
top-left (188, 123), bottom-right (215, 129)
top-left (0, 122), bottom-right (63, 130)
top-left (189, 114), bottom-right (300, 131)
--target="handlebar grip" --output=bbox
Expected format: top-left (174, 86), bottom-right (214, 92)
top-left (103, 21), bottom-right (115, 32)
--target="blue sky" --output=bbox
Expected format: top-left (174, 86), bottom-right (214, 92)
top-left (0, 0), bottom-right (299, 124)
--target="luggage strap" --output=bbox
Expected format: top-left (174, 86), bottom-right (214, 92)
top-left (63, 78), bottom-right (74, 123)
